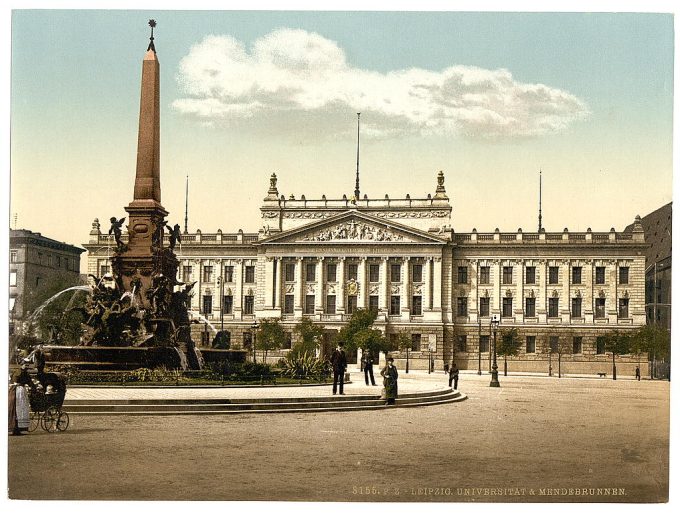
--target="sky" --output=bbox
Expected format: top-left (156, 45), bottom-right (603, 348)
top-left (8, 9), bottom-right (674, 256)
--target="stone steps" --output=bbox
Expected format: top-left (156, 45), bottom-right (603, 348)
top-left (63, 388), bottom-right (466, 415)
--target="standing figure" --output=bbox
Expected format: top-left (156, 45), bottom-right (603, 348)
top-left (330, 342), bottom-right (347, 395)
top-left (109, 217), bottom-right (126, 248)
top-left (8, 365), bottom-right (33, 435)
top-left (635, 366), bottom-right (641, 381)
top-left (381, 357), bottom-right (399, 405)
top-left (448, 362), bottom-right (460, 389)
top-left (361, 349), bottom-right (376, 386)
top-left (166, 223), bottom-right (182, 250)
top-left (26, 344), bottom-right (46, 375)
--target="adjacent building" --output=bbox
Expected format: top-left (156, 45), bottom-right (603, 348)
top-left (9, 229), bottom-right (85, 334)
top-left (84, 172), bottom-right (649, 376)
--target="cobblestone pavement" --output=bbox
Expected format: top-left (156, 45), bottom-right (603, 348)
top-left (8, 372), bottom-right (669, 503)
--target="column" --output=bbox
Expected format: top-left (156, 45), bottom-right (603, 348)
top-left (493, 260), bottom-right (502, 315)
top-left (515, 260), bottom-right (524, 319)
top-left (537, 260), bottom-right (547, 319)
top-left (379, 257), bottom-right (389, 311)
top-left (274, 257), bottom-right (282, 310)
top-left (561, 260), bottom-right (570, 320)
top-left (433, 257), bottom-right (442, 311)
top-left (609, 261), bottom-right (618, 319)
top-left (358, 257), bottom-right (367, 309)
top-left (401, 257), bottom-right (411, 315)
top-left (294, 256), bottom-right (303, 313)
top-left (584, 259), bottom-right (594, 321)
top-left (423, 257), bottom-right (432, 311)
top-left (469, 259), bottom-right (479, 320)
top-left (315, 256), bottom-right (325, 313)
top-left (234, 259), bottom-right (243, 319)
top-left (337, 257), bottom-right (346, 313)
top-left (264, 257), bottom-right (275, 309)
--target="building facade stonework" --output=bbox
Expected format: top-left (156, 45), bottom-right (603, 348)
top-left (83, 172), bottom-right (649, 375)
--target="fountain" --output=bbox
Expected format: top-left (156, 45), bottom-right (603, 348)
top-left (34, 21), bottom-right (246, 371)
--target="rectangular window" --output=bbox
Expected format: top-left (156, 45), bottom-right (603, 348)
top-left (243, 332), bottom-right (253, 350)
top-left (183, 266), bottom-right (193, 282)
top-left (526, 336), bottom-right (536, 354)
top-left (223, 295), bottom-right (233, 314)
top-left (100, 265), bottom-right (110, 276)
top-left (572, 266), bottom-right (582, 285)
top-left (549, 336), bottom-right (559, 353)
top-left (502, 297), bottom-right (513, 317)
top-left (244, 295), bottom-right (254, 315)
top-left (326, 263), bottom-right (337, 282)
top-left (369, 264), bottom-right (380, 283)
top-left (406, 295), bottom-right (421, 315)
top-left (619, 298), bottom-right (629, 318)
top-left (412, 264), bottom-right (423, 283)
top-left (480, 335), bottom-right (490, 353)
top-left (347, 295), bottom-right (358, 314)
top-left (596, 336), bottom-right (606, 354)
top-left (245, 266), bottom-right (255, 283)
top-left (525, 266), bottom-right (536, 284)
top-left (304, 295), bottom-right (315, 314)
top-left (369, 295), bottom-right (379, 312)
top-left (456, 335), bottom-right (467, 353)
top-left (525, 297), bottom-right (536, 317)
top-left (202, 295), bottom-right (213, 315)
top-left (573, 336), bottom-right (583, 354)
top-left (595, 266), bottom-right (606, 284)
top-left (479, 297), bottom-right (490, 317)
top-left (572, 297), bottom-right (582, 318)
top-left (285, 263), bottom-right (295, 282)
top-left (47, 255), bottom-right (53, 266)
top-left (326, 295), bottom-right (336, 314)
top-left (284, 295), bottom-right (294, 314)
top-left (548, 298), bottom-right (559, 318)
top-left (56, 256), bottom-right (61, 267)
top-left (457, 266), bottom-right (468, 284)
top-left (411, 334), bottom-right (421, 351)
top-left (619, 267), bottom-right (629, 285)
top-left (224, 265), bottom-right (234, 282)
top-left (283, 332), bottom-right (292, 350)
top-left (306, 263), bottom-right (316, 282)
top-left (456, 297), bottom-right (468, 317)
top-left (390, 296), bottom-right (401, 315)
top-left (10, 271), bottom-right (17, 287)
top-left (502, 266), bottom-right (513, 285)
top-left (203, 266), bottom-right (213, 282)
top-left (480, 266), bottom-right (490, 284)
top-left (549, 266), bottom-right (559, 284)
top-left (10, 251), bottom-right (17, 263)
top-left (390, 264), bottom-right (401, 282)
top-left (347, 263), bottom-right (359, 281)
top-left (595, 298), bottom-right (606, 318)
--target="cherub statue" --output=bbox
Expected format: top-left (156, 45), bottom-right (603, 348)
top-left (166, 223), bottom-right (182, 250)
top-left (109, 217), bottom-right (126, 248)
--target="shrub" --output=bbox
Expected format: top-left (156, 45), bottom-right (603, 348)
top-left (281, 351), bottom-right (330, 379)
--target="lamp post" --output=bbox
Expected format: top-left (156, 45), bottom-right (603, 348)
top-left (477, 316), bottom-right (482, 375)
top-left (490, 315), bottom-right (500, 387)
top-left (251, 321), bottom-right (259, 363)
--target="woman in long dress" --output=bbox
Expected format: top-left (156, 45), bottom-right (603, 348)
top-left (8, 366), bottom-right (32, 435)
top-left (380, 357), bottom-right (399, 405)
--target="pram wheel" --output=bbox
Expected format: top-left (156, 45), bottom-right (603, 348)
top-left (56, 411), bottom-right (69, 432)
top-left (28, 412), bottom-right (40, 432)
top-left (41, 407), bottom-right (59, 432)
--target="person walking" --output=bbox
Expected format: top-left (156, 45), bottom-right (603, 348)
top-left (635, 366), bottom-right (641, 381)
top-left (448, 362), bottom-right (459, 389)
top-left (330, 342), bottom-right (347, 395)
top-left (380, 357), bottom-right (399, 405)
top-left (361, 350), bottom-right (376, 386)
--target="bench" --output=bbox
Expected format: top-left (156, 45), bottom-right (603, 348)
top-left (597, 372), bottom-right (607, 378)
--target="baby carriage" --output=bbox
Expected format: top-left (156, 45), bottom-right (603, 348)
top-left (28, 373), bottom-right (69, 433)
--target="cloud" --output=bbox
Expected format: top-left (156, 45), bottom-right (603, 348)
top-left (173, 29), bottom-right (589, 139)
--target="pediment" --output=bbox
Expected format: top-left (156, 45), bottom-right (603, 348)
top-left (259, 211), bottom-right (446, 245)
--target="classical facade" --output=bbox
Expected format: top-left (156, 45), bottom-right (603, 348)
top-left (10, 229), bottom-right (85, 334)
top-left (84, 171), bottom-right (649, 376)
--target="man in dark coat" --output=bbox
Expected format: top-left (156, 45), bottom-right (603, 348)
top-left (448, 362), bottom-right (459, 389)
top-left (361, 349), bottom-right (376, 386)
top-left (330, 342), bottom-right (347, 395)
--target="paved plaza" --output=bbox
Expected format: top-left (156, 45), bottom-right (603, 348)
top-left (8, 372), bottom-right (669, 502)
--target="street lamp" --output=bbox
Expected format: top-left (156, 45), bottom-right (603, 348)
top-left (490, 315), bottom-right (500, 387)
top-left (251, 321), bottom-right (259, 363)
top-left (477, 316), bottom-right (482, 375)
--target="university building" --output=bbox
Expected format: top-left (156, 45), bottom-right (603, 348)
top-left (83, 171), bottom-right (649, 376)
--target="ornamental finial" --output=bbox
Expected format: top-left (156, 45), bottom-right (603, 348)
top-left (147, 19), bottom-right (157, 53)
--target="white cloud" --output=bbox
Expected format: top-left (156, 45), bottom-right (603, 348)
top-left (173, 28), bottom-right (589, 139)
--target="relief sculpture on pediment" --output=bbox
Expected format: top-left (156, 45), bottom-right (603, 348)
top-left (301, 220), bottom-right (405, 242)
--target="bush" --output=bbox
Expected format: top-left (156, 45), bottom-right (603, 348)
top-left (281, 351), bottom-right (330, 380)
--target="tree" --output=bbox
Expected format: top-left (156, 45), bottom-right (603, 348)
top-left (549, 334), bottom-right (573, 378)
top-left (632, 324), bottom-right (670, 379)
top-left (337, 309), bottom-right (378, 352)
top-left (540, 330), bottom-right (561, 377)
top-left (256, 318), bottom-right (286, 363)
top-left (396, 331), bottom-right (413, 373)
top-left (354, 328), bottom-right (386, 358)
top-left (292, 317), bottom-right (324, 358)
top-left (603, 330), bottom-right (632, 380)
top-left (496, 328), bottom-right (521, 376)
